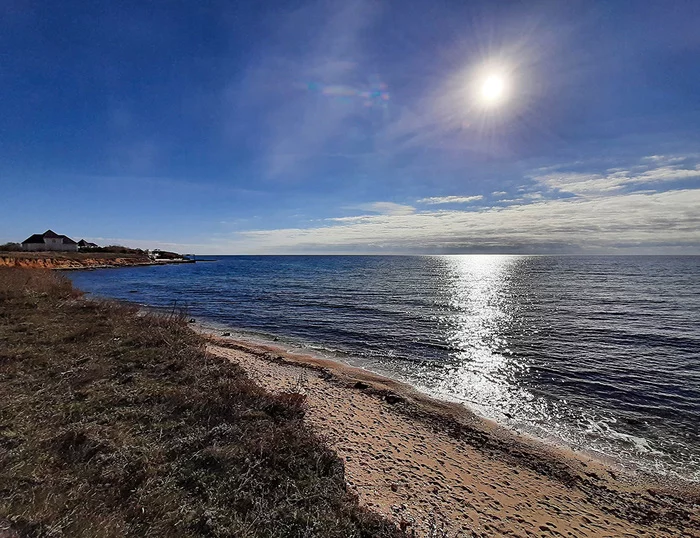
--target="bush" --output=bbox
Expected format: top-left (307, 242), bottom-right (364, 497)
top-left (0, 268), bottom-right (400, 538)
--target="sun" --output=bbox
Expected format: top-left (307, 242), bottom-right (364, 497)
top-left (478, 73), bottom-right (509, 107)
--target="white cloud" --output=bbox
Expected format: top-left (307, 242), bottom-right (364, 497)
top-left (533, 171), bottom-right (626, 194)
top-left (532, 156), bottom-right (700, 196)
top-left (417, 195), bottom-right (484, 205)
top-left (326, 215), bottom-right (375, 223)
top-left (641, 154), bottom-right (690, 165)
top-left (219, 188), bottom-right (700, 253)
top-left (186, 154), bottom-right (700, 254)
top-left (353, 201), bottom-right (416, 215)
top-left (637, 165), bottom-right (700, 182)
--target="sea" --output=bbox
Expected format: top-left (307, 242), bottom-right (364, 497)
top-left (68, 255), bottom-right (700, 482)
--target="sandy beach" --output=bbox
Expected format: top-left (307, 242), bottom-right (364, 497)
top-left (203, 332), bottom-right (700, 538)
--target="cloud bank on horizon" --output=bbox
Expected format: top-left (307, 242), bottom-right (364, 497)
top-left (209, 154), bottom-right (700, 254)
top-left (1, 0), bottom-right (699, 254)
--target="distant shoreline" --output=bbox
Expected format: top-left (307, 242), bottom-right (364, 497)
top-left (0, 251), bottom-right (194, 270)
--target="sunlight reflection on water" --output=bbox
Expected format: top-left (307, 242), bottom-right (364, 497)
top-left (433, 255), bottom-right (533, 419)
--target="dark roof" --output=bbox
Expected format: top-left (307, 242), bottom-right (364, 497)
top-left (21, 230), bottom-right (78, 245)
top-left (22, 234), bottom-right (45, 244)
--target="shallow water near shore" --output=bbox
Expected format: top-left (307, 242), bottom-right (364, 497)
top-left (68, 255), bottom-right (700, 482)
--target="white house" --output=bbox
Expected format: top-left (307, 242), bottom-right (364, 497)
top-left (22, 230), bottom-right (79, 252)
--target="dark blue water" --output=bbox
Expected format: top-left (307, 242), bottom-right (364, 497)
top-left (68, 255), bottom-right (700, 481)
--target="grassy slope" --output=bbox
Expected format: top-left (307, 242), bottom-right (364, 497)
top-left (0, 269), bottom-right (400, 538)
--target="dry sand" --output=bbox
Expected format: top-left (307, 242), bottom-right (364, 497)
top-left (203, 333), bottom-right (700, 537)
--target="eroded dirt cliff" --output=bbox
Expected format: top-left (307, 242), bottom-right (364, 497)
top-left (0, 254), bottom-right (160, 270)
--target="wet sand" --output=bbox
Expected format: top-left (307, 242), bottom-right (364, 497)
top-left (203, 332), bottom-right (700, 537)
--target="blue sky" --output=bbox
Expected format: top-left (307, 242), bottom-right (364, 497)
top-left (1, 0), bottom-right (699, 253)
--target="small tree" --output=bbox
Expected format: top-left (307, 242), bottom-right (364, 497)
top-left (0, 242), bottom-right (22, 252)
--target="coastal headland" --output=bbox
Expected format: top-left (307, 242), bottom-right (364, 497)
top-left (0, 251), bottom-right (194, 270)
top-left (202, 331), bottom-right (700, 537)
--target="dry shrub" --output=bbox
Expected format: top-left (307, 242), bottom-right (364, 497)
top-left (0, 268), bottom-right (76, 301)
top-left (0, 268), bottom-right (401, 538)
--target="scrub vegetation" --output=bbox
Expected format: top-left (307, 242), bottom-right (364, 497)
top-left (0, 268), bottom-right (400, 537)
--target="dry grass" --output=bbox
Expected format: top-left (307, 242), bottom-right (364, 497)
top-left (0, 268), bottom-right (401, 537)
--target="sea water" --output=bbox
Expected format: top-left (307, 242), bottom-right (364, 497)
top-left (69, 255), bottom-right (700, 481)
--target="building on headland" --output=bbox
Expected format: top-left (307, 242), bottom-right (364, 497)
top-left (21, 230), bottom-right (79, 252)
top-left (78, 239), bottom-right (99, 249)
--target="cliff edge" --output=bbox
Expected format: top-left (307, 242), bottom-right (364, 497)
top-left (0, 252), bottom-right (193, 270)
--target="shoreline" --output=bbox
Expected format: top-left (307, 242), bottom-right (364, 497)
top-left (65, 255), bottom-right (700, 489)
top-left (199, 328), bottom-right (699, 536)
top-left (56, 258), bottom-right (195, 270)
top-left (0, 253), bottom-right (195, 270)
top-left (193, 321), bottom-right (696, 487)
top-left (200, 328), bottom-right (700, 536)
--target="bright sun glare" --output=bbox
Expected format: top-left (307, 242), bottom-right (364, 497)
top-left (479, 73), bottom-right (508, 107)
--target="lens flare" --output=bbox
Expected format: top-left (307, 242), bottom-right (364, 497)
top-left (306, 81), bottom-right (390, 108)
